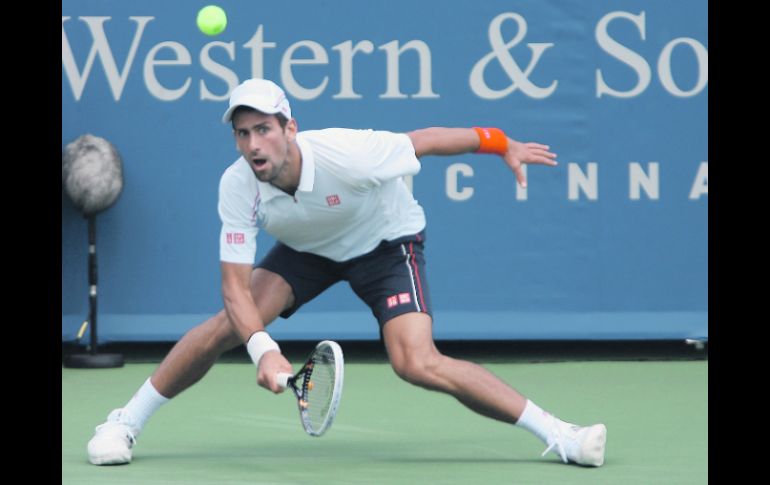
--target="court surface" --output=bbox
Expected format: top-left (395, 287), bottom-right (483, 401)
top-left (63, 359), bottom-right (707, 484)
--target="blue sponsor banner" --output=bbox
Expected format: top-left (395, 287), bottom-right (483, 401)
top-left (62, 0), bottom-right (707, 341)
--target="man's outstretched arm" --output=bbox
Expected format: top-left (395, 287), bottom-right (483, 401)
top-left (221, 261), bottom-right (292, 392)
top-left (406, 127), bottom-right (558, 188)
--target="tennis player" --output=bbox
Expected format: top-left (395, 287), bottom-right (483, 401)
top-left (87, 78), bottom-right (607, 467)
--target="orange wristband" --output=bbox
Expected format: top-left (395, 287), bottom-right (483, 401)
top-left (473, 127), bottom-right (508, 155)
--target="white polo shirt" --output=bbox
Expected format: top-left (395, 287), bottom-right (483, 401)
top-left (218, 128), bottom-right (426, 264)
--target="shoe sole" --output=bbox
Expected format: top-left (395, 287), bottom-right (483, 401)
top-left (88, 451), bottom-right (132, 466)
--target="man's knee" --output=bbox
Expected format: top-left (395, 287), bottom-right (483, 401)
top-left (390, 351), bottom-right (443, 388)
top-left (191, 310), bottom-right (241, 349)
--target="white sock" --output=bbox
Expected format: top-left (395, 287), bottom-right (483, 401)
top-left (121, 378), bottom-right (170, 435)
top-left (516, 399), bottom-right (565, 444)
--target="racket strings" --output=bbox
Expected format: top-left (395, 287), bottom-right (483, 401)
top-left (304, 347), bottom-right (336, 430)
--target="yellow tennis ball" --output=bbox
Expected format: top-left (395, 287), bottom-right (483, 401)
top-left (196, 5), bottom-right (227, 36)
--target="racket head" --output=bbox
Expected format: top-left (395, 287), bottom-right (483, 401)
top-left (295, 340), bottom-right (344, 436)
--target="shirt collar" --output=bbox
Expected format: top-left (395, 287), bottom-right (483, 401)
top-left (296, 133), bottom-right (315, 193)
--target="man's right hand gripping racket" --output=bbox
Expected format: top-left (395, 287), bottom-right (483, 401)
top-left (276, 340), bottom-right (344, 437)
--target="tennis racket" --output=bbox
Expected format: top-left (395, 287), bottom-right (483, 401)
top-left (276, 340), bottom-right (344, 437)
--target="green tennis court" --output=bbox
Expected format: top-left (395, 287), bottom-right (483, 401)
top-left (62, 354), bottom-right (707, 484)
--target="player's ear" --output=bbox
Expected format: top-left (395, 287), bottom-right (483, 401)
top-left (285, 118), bottom-right (298, 142)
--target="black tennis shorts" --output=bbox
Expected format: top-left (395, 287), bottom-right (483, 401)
top-left (256, 231), bottom-right (431, 327)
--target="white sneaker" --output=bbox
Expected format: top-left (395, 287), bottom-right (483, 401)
top-left (542, 419), bottom-right (607, 467)
top-left (87, 409), bottom-right (139, 465)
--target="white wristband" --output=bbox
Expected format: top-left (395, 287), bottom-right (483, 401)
top-left (246, 331), bottom-right (280, 368)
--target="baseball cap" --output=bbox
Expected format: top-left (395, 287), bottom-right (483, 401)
top-left (221, 78), bottom-right (292, 123)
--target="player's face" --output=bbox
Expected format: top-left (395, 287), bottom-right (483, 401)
top-left (233, 111), bottom-right (297, 186)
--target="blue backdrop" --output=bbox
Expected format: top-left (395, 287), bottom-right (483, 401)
top-left (62, 0), bottom-right (708, 342)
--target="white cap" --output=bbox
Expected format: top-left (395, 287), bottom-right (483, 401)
top-left (222, 79), bottom-right (292, 123)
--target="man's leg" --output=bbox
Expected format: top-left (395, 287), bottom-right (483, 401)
top-left (382, 312), bottom-right (526, 423)
top-left (151, 269), bottom-right (295, 398)
top-left (87, 268), bottom-right (294, 465)
top-left (382, 312), bottom-right (606, 466)
top-left (149, 310), bottom-right (242, 398)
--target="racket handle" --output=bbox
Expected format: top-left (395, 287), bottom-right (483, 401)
top-left (276, 372), bottom-right (292, 389)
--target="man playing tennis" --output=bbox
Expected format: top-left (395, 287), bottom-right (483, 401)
top-left (87, 78), bottom-right (607, 467)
